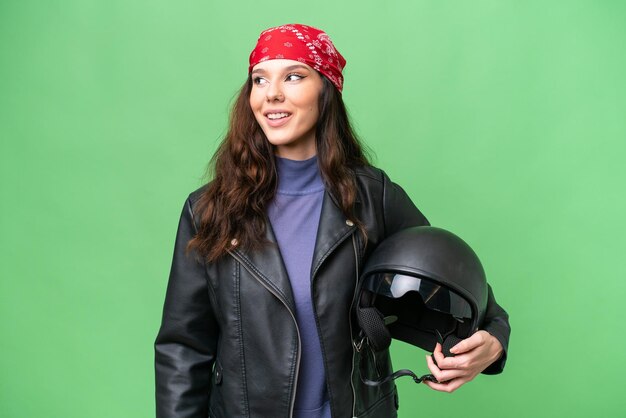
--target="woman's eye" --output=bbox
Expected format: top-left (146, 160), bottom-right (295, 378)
top-left (286, 74), bottom-right (304, 82)
top-left (253, 77), bottom-right (267, 85)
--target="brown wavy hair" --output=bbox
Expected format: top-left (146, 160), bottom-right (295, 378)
top-left (188, 75), bottom-right (370, 262)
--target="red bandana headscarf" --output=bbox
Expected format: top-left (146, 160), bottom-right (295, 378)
top-left (248, 24), bottom-right (347, 92)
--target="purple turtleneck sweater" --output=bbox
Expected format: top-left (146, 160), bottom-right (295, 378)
top-left (267, 156), bottom-right (331, 418)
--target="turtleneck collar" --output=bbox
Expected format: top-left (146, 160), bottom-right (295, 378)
top-left (275, 155), bottom-right (325, 195)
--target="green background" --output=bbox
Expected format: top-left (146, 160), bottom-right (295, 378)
top-left (1, 1), bottom-right (625, 417)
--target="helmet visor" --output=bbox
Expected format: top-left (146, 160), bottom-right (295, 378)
top-left (363, 273), bottom-right (472, 319)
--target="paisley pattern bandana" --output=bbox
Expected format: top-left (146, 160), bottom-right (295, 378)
top-left (248, 24), bottom-right (347, 92)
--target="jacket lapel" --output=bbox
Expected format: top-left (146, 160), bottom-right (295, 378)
top-left (231, 191), bottom-right (357, 309)
top-left (232, 220), bottom-right (295, 312)
top-left (311, 191), bottom-right (357, 279)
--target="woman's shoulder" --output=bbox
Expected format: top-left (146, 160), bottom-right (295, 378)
top-left (354, 164), bottom-right (382, 179)
top-left (183, 182), bottom-right (215, 217)
top-left (188, 183), bottom-right (209, 206)
top-left (354, 164), bottom-right (392, 186)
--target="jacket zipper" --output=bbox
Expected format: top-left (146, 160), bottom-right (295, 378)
top-left (228, 250), bottom-right (302, 418)
top-left (309, 227), bottom-right (358, 418)
top-left (348, 233), bottom-right (361, 418)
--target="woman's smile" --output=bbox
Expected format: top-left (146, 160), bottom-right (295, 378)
top-left (264, 110), bottom-right (293, 127)
top-left (266, 111), bottom-right (291, 120)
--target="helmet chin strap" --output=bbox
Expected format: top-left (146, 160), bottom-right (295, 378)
top-left (357, 335), bottom-right (439, 386)
top-left (357, 327), bottom-right (463, 387)
top-left (360, 356), bottom-right (439, 386)
top-left (355, 286), bottom-right (469, 387)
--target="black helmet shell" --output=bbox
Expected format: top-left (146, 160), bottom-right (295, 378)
top-left (359, 226), bottom-right (488, 351)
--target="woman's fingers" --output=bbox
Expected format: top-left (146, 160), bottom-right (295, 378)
top-left (423, 377), bottom-right (466, 393)
top-left (450, 331), bottom-right (485, 355)
top-left (432, 342), bottom-right (465, 370)
top-left (424, 353), bottom-right (474, 393)
top-left (425, 353), bottom-right (466, 383)
top-left (423, 332), bottom-right (504, 393)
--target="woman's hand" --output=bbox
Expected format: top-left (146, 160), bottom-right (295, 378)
top-left (423, 330), bottom-right (503, 393)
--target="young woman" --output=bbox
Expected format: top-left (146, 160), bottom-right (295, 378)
top-left (155, 24), bottom-right (510, 418)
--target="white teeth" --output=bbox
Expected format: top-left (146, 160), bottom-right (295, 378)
top-left (267, 112), bottom-right (290, 120)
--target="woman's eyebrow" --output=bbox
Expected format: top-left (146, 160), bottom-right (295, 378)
top-left (250, 64), bottom-right (311, 76)
top-left (284, 64), bottom-right (310, 72)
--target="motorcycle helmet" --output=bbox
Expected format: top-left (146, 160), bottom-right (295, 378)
top-left (355, 226), bottom-right (489, 368)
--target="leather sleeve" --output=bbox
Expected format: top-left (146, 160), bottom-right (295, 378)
top-left (381, 170), bottom-right (430, 234)
top-left (380, 170), bottom-right (510, 374)
top-left (155, 197), bottom-right (218, 417)
top-left (480, 284), bottom-right (510, 374)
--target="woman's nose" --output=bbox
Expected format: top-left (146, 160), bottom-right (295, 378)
top-left (266, 83), bottom-right (284, 102)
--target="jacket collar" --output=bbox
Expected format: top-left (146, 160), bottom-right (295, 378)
top-left (231, 190), bottom-right (357, 312)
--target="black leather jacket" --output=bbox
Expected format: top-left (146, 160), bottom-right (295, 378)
top-left (155, 166), bottom-right (510, 418)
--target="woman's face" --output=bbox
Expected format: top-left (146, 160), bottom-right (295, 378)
top-left (249, 59), bottom-right (323, 160)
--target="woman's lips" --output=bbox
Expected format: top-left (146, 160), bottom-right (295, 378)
top-left (265, 112), bottom-right (292, 127)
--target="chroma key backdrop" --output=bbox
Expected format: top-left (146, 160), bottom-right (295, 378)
top-left (1, 1), bottom-right (625, 417)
